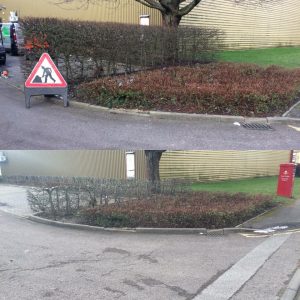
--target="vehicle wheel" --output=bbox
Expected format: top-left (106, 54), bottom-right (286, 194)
top-left (11, 45), bottom-right (18, 56)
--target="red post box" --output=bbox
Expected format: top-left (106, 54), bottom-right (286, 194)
top-left (277, 163), bottom-right (295, 198)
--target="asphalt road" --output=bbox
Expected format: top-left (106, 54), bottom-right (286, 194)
top-left (1, 55), bottom-right (300, 150)
top-left (1, 211), bottom-right (300, 300)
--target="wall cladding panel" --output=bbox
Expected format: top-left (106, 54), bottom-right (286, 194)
top-left (160, 151), bottom-right (291, 181)
top-left (181, 0), bottom-right (300, 48)
top-left (1, 150), bottom-right (147, 180)
top-left (1, 0), bottom-right (162, 25)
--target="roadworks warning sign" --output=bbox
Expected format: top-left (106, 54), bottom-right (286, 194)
top-left (25, 53), bottom-right (67, 88)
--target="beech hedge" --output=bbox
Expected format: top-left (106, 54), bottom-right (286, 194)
top-left (20, 17), bottom-right (222, 83)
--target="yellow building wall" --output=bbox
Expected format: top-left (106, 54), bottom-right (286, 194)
top-left (181, 0), bottom-right (300, 49)
top-left (0, 0), bottom-right (162, 25)
top-left (295, 150), bottom-right (300, 163)
top-left (1, 150), bottom-right (295, 182)
top-left (1, 150), bottom-right (147, 180)
top-left (160, 150), bottom-right (291, 182)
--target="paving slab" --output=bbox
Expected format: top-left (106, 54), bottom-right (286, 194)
top-left (0, 184), bottom-right (32, 216)
top-left (193, 234), bottom-right (291, 300)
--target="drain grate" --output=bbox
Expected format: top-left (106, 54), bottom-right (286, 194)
top-left (242, 122), bottom-right (274, 131)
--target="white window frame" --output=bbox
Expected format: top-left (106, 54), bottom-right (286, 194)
top-left (126, 151), bottom-right (135, 179)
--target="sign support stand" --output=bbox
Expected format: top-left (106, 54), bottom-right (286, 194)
top-left (25, 88), bottom-right (68, 108)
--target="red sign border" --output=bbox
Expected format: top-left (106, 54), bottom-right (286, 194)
top-left (25, 53), bottom-right (67, 88)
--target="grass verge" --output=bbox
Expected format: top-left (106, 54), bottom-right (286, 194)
top-left (218, 47), bottom-right (300, 69)
top-left (191, 176), bottom-right (300, 204)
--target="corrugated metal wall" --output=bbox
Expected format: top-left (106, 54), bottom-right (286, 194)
top-left (295, 150), bottom-right (300, 163)
top-left (1, 150), bottom-right (147, 180)
top-left (160, 151), bottom-right (291, 181)
top-left (1, 0), bottom-right (162, 25)
top-left (1, 150), bottom-right (294, 182)
top-left (181, 0), bottom-right (300, 49)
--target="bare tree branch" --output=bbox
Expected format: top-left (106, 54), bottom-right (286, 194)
top-left (179, 0), bottom-right (202, 16)
top-left (135, 0), bottom-right (165, 12)
top-left (50, 0), bottom-right (282, 27)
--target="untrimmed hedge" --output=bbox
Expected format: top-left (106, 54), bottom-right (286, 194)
top-left (20, 17), bottom-right (222, 83)
top-left (79, 192), bottom-right (274, 229)
top-left (77, 63), bottom-right (300, 116)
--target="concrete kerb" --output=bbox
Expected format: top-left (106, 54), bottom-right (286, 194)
top-left (3, 75), bottom-right (300, 124)
top-left (282, 99), bottom-right (300, 117)
top-left (235, 205), bottom-right (280, 228)
top-left (26, 214), bottom-right (263, 236)
top-left (69, 99), bottom-right (300, 124)
top-left (281, 269), bottom-right (300, 300)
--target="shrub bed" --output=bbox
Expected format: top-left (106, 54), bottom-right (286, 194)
top-left (79, 192), bottom-right (274, 229)
top-left (77, 63), bottom-right (300, 116)
top-left (7, 175), bottom-right (275, 228)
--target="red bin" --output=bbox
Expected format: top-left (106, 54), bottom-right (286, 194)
top-left (277, 163), bottom-right (295, 198)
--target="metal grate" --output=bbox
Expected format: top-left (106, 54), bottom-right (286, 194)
top-left (242, 123), bottom-right (274, 131)
top-left (206, 229), bottom-right (225, 236)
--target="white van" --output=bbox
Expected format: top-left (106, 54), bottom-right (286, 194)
top-left (0, 22), bottom-right (24, 55)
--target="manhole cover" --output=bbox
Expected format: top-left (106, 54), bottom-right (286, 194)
top-left (242, 123), bottom-right (274, 131)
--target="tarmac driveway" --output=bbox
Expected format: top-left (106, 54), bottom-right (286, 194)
top-left (1, 56), bottom-right (300, 150)
top-left (0, 211), bottom-right (291, 300)
top-left (1, 184), bottom-right (300, 300)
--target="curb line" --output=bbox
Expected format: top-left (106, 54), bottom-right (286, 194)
top-left (70, 100), bottom-right (300, 125)
top-left (3, 77), bottom-right (300, 124)
top-left (235, 206), bottom-right (280, 228)
top-left (282, 99), bottom-right (300, 117)
top-left (26, 214), bottom-right (261, 235)
top-left (281, 269), bottom-right (300, 300)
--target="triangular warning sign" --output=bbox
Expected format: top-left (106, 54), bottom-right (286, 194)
top-left (25, 53), bottom-right (67, 88)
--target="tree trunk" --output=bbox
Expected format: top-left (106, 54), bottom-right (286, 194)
top-left (161, 12), bottom-right (182, 28)
top-left (145, 150), bottom-right (165, 183)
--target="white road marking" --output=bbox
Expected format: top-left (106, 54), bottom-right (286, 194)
top-left (193, 234), bottom-right (291, 300)
top-left (288, 125), bottom-right (300, 132)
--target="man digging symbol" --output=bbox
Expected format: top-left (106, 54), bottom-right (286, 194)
top-left (41, 66), bottom-right (56, 83)
top-left (25, 53), bottom-right (68, 108)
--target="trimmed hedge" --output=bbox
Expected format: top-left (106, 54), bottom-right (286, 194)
top-left (20, 17), bottom-right (222, 83)
top-left (79, 192), bottom-right (274, 229)
top-left (77, 63), bottom-right (300, 117)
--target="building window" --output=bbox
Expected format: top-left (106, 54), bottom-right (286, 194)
top-left (126, 152), bottom-right (135, 179)
top-left (140, 15), bottom-right (150, 26)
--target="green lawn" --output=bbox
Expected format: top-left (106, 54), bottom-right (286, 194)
top-left (191, 176), bottom-right (300, 203)
top-left (218, 47), bottom-right (300, 69)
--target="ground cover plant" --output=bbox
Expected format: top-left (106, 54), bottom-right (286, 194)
top-left (218, 47), bottom-right (300, 69)
top-left (77, 63), bottom-right (300, 117)
top-left (80, 192), bottom-right (274, 228)
top-left (2, 175), bottom-right (275, 229)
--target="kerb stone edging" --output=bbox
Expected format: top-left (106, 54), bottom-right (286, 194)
top-left (27, 214), bottom-right (260, 235)
top-left (281, 269), bottom-right (300, 300)
top-left (70, 99), bottom-right (300, 125)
